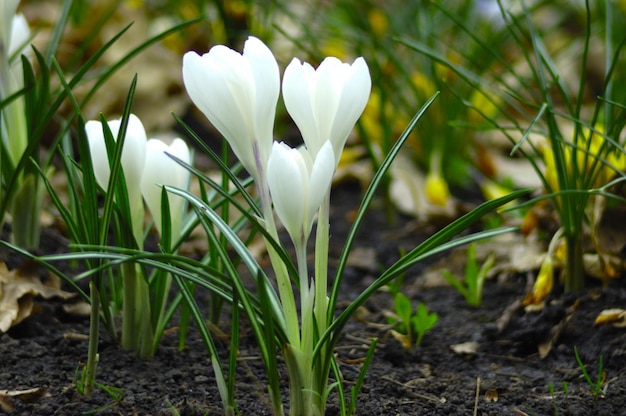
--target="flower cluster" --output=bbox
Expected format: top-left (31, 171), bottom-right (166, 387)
top-left (182, 36), bottom-right (371, 251)
top-left (85, 114), bottom-right (191, 243)
top-left (182, 36), bottom-right (371, 415)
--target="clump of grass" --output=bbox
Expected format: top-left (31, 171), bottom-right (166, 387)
top-left (401, 0), bottom-right (626, 292)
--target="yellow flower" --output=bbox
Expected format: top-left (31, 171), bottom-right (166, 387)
top-left (368, 9), bottom-right (388, 37)
top-left (411, 72), bottom-right (437, 100)
top-left (542, 125), bottom-right (624, 194)
top-left (425, 170), bottom-right (450, 207)
top-left (468, 89), bottom-right (500, 124)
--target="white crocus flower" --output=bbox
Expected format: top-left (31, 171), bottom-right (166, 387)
top-left (182, 36), bottom-right (279, 182)
top-left (85, 114), bottom-right (147, 244)
top-left (282, 56), bottom-right (371, 161)
top-left (6, 12), bottom-right (31, 90)
top-left (1, 2), bottom-right (31, 166)
top-left (1, 1), bottom-right (21, 58)
top-left (141, 138), bottom-right (191, 238)
top-left (266, 141), bottom-right (335, 247)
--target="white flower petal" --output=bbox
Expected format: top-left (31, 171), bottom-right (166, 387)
top-left (182, 36), bottom-right (279, 180)
top-left (282, 55), bottom-right (371, 164)
top-left (141, 138), bottom-right (191, 236)
top-left (283, 58), bottom-right (318, 151)
top-left (329, 57), bottom-right (372, 156)
top-left (85, 120), bottom-right (110, 190)
top-left (85, 114), bottom-right (147, 203)
top-left (9, 13), bottom-right (30, 58)
top-left (307, 141), bottom-right (335, 218)
top-left (244, 36), bottom-right (280, 161)
top-left (182, 50), bottom-right (254, 164)
top-left (1, 0), bottom-right (20, 51)
top-left (267, 142), bottom-right (306, 243)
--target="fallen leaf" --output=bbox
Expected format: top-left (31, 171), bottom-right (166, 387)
top-left (62, 301), bottom-right (91, 317)
top-left (0, 387), bottom-right (50, 411)
top-left (594, 309), bottom-right (626, 328)
top-left (584, 253), bottom-right (625, 282)
top-left (0, 262), bottom-right (75, 332)
top-left (450, 341), bottom-right (479, 356)
top-left (538, 313), bottom-right (574, 358)
top-left (346, 246), bottom-right (378, 271)
top-left (390, 329), bottom-right (412, 350)
top-left (592, 186), bottom-right (626, 255)
top-left (485, 389), bottom-right (499, 402)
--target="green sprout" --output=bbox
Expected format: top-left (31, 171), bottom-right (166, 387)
top-left (574, 346), bottom-right (605, 399)
top-left (389, 293), bottom-right (439, 348)
top-left (442, 242), bottom-right (495, 307)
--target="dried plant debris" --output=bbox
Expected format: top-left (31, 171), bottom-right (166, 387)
top-left (0, 262), bottom-right (74, 332)
top-left (0, 387), bottom-right (50, 412)
top-left (594, 308), bottom-right (626, 328)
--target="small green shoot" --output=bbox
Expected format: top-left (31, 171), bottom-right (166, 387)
top-left (442, 242), bottom-right (495, 307)
top-left (573, 346), bottom-right (605, 398)
top-left (389, 293), bottom-right (438, 348)
top-left (73, 363), bottom-right (124, 413)
top-left (414, 302), bottom-right (439, 347)
top-left (548, 382), bottom-right (560, 416)
top-left (348, 337), bottom-right (378, 416)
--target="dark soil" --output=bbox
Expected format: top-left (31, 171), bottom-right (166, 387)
top-left (1, 183), bottom-right (625, 416)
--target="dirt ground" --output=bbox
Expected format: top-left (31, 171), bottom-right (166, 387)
top-left (1, 183), bottom-right (625, 415)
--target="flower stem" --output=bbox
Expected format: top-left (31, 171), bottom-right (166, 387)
top-left (10, 173), bottom-right (43, 249)
top-left (84, 281), bottom-right (100, 396)
top-left (258, 176), bottom-right (300, 348)
top-left (314, 193), bottom-right (330, 337)
top-left (313, 193), bottom-right (332, 411)
top-left (121, 262), bottom-right (139, 351)
top-left (564, 231), bottom-right (585, 292)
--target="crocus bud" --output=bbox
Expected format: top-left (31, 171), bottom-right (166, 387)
top-left (141, 138), bottom-right (191, 238)
top-left (267, 141), bottom-right (335, 246)
top-left (282, 55), bottom-right (371, 161)
top-left (85, 114), bottom-right (147, 243)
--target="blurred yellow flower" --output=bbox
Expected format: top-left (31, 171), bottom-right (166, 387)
top-left (479, 178), bottom-right (513, 206)
top-left (523, 228), bottom-right (564, 306)
top-left (468, 89), bottom-right (500, 124)
top-left (523, 254), bottom-right (554, 306)
top-left (411, 72), bottom-right (437, 100)
top-left (434, 50), bottom-right (461, 82)
top-left (359, 89), bottom-right (410, 150)
top-left (541, 125), bottom-right (624, 194)
top-left (368, 8), bottom-right (388, 36)
top-left (425, 170), bottom-right (450, 207)
top-left (321, 40), bottom-right (348, 62)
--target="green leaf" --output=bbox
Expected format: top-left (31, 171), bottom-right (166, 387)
top-left (394, 293), bottom-right (413, 327)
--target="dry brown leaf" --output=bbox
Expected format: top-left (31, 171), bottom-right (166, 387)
top-left (389, 329), bottom-right (412, 350)
top-left (584, 253), bottom-right (625, 282)
top-left (594, 309), bottom-right (626, 328)
top-left (484, 389), bottom-right (499, 403)
top-left (62, 301), bottom-right (91, 318)
top-left (538, 313), bottom-right (573, 358)
top-left (0, 262), bottom-right (75, 332)
top-left (592, 187), bottom-right (626, 255)
top-left (0, 387), bottom-right (50, 411)
top-left (346, 246), bottom-right (378, 272)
